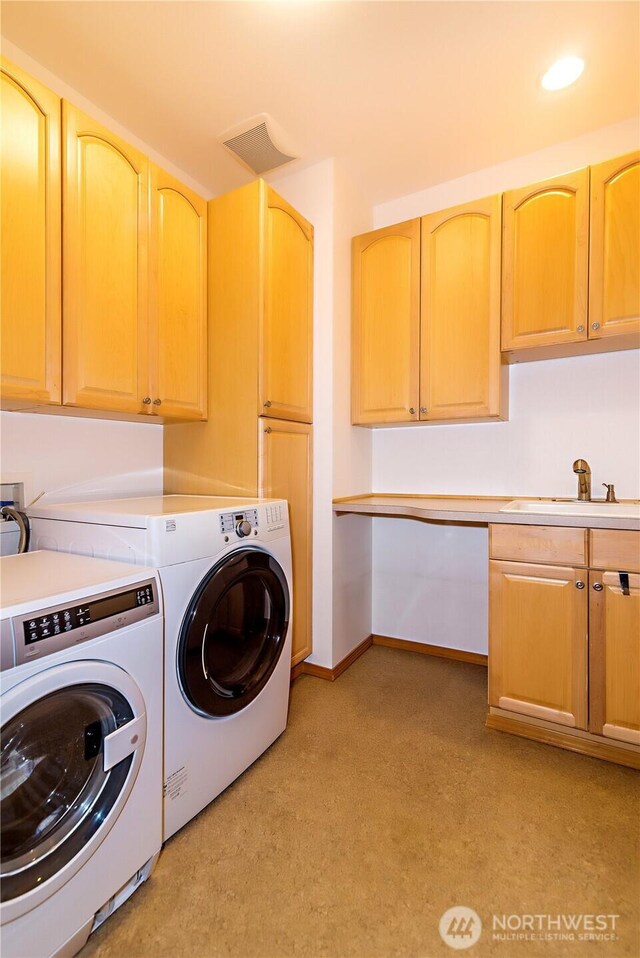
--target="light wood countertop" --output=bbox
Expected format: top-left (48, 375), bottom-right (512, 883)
top-left (332, 494), bottom-right (640, 531)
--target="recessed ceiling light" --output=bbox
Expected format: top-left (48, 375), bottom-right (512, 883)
top-left (542, 56), bottom-right (585, 91)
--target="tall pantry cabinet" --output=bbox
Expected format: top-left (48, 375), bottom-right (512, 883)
top-left (164, 179), bottom-right (314, 666)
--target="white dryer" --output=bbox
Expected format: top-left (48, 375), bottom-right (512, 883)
top-left (29, 496), bottom-right (293, 841)
top-left (0, 551), bottom-right (163, 958)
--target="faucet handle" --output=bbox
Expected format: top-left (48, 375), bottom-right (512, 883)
top-left (602, 483), bottom-right (618, 503)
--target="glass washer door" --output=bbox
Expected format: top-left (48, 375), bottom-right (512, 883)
top-left (178, 548), bottom-right (290, 717)
top-left (0, 661), bottom-right (147, 921)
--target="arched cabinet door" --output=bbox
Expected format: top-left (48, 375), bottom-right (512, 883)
top-left (150, 166), bottom-right (207, 420)
top-left (420, 196), bottom-right (504, 421)
top-left (589, 152), bottom-right (640, 340)
top-left (260, 188), bottom-right (313, 423)
top-left (352, 219), bottom-right (420, 424)
top-left (0, 59), bottom-right (61, 406)
top-left (62, 101), bottom-right (150, 415)
top-left (502, 169), bottom-right (589, 351)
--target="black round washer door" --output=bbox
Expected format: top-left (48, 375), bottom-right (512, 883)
top-left (178, 549), bottom-right (290, 717)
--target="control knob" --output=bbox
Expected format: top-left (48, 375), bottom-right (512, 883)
top-left (236, 519), bottom-right (252, 538)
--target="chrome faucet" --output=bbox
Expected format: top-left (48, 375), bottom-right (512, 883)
top-left (572, 459), bottom-right (592, 501)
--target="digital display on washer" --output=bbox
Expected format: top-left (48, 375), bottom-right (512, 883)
top-left (23, 584), bottom-right (154, 644)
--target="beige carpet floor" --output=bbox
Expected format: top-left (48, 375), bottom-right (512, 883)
top-left (81, 646), bottom-right (640, 958)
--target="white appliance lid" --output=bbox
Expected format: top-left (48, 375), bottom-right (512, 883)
top-left (27, 495), bottom-right (276, 528)
top-left (0, 551), bottom-right (158, 618)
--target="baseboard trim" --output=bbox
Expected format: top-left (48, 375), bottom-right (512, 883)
top-left (372, 634), bottom-right (488, 667)
top-left (486, 712), bottom-right (640, 769)
top-left (290, 635), bottom-right (373, 682)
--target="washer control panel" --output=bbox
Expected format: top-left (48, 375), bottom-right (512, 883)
top-left (8, 578), bottom-right (159, 668)
top-left (220, 509), bottom-right (259, 538)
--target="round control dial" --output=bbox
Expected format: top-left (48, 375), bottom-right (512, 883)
top-left (236, 519), bottom-right (252, 538)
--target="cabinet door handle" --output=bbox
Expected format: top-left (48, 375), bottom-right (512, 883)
top-left (576, 581), bottom-right (585, 589)
top-left (593, 582), bottom-right (603, 592)
top-left (263, 400), bottom-right (272, 408)
top-left (420, 407), bottom-right (427, 414)
top-left (142, 397), bottom-right (151, 405)
top-left (153, 398), bottom-right (162, 406)
top-left (264, 426), bottom-right (272, 434)
top-left (591, 322), bottom-right (601, 331)
top-left (576, 325), bottom-right (584, 333)
top-left (409, 408), bottom-right (416, 415)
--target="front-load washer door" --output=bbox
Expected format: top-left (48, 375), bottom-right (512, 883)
top-left (178, 548), bottom-right (290, 717)
top-left (0, 661), bottom-right (146, 922)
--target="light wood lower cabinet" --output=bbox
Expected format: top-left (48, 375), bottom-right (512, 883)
top-left (489, 559), bottom-right (588, 728)
top-left (259, 419), bottom-right (312, 666)
top-left (1, 58), bottom-right (61, 406)
top-left (488, 524), bottom-right (640, 766)
top-left (589, 570), bottom-right (640, 746)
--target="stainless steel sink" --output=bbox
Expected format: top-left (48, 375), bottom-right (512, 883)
top-left (500, 499), bottom-right (640, 519)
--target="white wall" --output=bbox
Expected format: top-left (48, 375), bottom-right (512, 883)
top-left (331, 163), bottom-right (374, 664)
top-left (0, 410), bottom-right (164, 505)
top-left (371, 121), bottom-right (640, 654)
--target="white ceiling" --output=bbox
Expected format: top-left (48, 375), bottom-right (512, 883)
top-left (2, 1), bottom-right (639, 204)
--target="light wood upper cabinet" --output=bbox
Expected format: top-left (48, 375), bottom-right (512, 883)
top-left (262, 189), bottom-right (313, 423)
top-left (62, 101), bottom-right (150, 415)
top-left (150, 165), bottom-right (207, 420)
top-left (589, 570), bottom-right (640, 746)
top-left (259, 418), bottom-right (313, 666)
top-left (1, 59), bottom-right (61, 405)
top-left (421, 195), bottom-right (505, 421)
top-left (502, 169), bottom-right (589, 351)
top-left (352, 220), bottom-right (420, 424)
top-left (489, 559), bottom-right (588, 729)
top-left (589, 152), bottom-right (640, 339)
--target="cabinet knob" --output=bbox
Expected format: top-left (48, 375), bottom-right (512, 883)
top-left (263, 400), bottom-right (272, 408)
top-left (420, 407), bottom-right (427, 414)
top-left (576, 581), bottom-right (585, 589)
top-left (593, 582), bottom-right (603, 592)
top-left (591, 322), bottom-right (601, 331)
top-left (142, 397), bottom-right (152, 405)
top-left (409, 408), bottom-right (416, 415)
top-left (264, 426), bottom-right (272, 434)
top-left (576, 325), bottom-right (584, 333)
top-left (153, 398), bottom-right (162, 406)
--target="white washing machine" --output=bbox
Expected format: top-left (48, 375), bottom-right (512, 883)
top-left (28, 495), bottom-right (293, 841)
top-left (0, 550), bottom-right (163, 958)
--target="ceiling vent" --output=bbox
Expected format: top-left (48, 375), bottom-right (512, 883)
top-left (217, 113), bottom-right (298, 175)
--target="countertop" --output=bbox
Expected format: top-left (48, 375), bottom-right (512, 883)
top-left (332, 494), bottom-right (640, 531)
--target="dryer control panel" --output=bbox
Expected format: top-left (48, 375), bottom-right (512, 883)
top-left (219, 509), bottom-right (259, 539)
